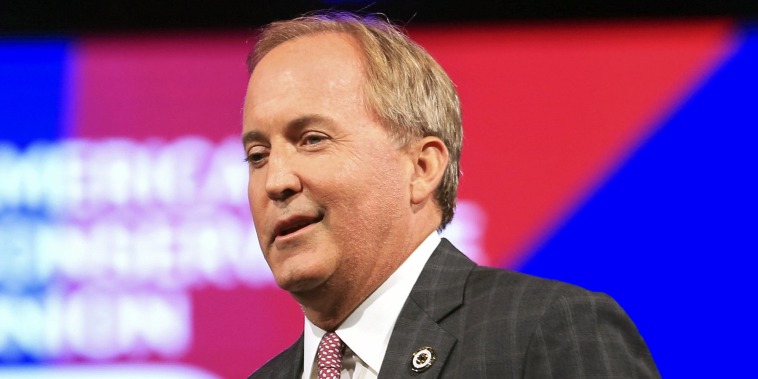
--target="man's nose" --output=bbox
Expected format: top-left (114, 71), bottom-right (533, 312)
top-left (264, 150), bottom-right (302, 201)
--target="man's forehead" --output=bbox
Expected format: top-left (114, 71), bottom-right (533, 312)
top-left (251, 32), bottom-right (364, 80)
top-left (243, 32), bottom-right (367, 126)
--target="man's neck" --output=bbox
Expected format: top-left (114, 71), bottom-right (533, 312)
top-left (294, 222), bottom-right (438, 331)
top-left (293, 248), bottom-right (412, 331)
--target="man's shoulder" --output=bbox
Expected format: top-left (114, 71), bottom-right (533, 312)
top-left (247, 335), bottom-right (303, 379)
top-left (465, 263), bottom-right (622, 318)
top-left (470, 264), bottom-right (608, 299)
top-left (429, 239), bottom-right (615, 311)
top-left (434, 239), bottom-right (611, 308)
top-left (447, 263), bottom-right (658, 377)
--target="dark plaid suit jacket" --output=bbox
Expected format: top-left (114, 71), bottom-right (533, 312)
top-left (249, 239), bottom-right (660, 378)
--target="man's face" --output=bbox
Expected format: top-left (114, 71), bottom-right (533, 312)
top-left (242, 33), bottom-right (415, 295)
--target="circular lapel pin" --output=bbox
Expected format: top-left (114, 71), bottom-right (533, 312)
top-left (410, 346), bottom-right (436, 373)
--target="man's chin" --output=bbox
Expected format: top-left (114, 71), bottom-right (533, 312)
top-left (274, 273), bottom-right (328, 295)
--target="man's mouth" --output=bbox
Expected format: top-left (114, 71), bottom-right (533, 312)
top-left (273, 214), bottom-right (324, 239)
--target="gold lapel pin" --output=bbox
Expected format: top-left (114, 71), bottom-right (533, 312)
top-left (410, 346), bottom-right (436, 373)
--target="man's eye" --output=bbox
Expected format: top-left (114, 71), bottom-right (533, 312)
top-left (303, 133), bottom-right (327, 145)
top-left (244, 153), bottom-right (264, 163)
top-left (244, 148), bottom-right (268, 167)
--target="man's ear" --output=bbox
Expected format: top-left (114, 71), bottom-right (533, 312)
top-left (410, 136), bottom-right (449, 205)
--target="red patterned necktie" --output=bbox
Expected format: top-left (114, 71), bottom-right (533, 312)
top-left (317, 332), bottom-right (345, 379)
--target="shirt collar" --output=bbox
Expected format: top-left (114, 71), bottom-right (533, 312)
top-left (302, 231), bottom-right (441, 376)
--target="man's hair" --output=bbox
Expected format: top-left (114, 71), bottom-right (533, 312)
top-left (247, 11), bottom-right (463, 229)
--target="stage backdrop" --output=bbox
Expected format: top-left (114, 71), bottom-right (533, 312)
top-left (1, 20), bottom-right (756, 378)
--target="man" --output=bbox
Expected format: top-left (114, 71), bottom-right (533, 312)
top-left (243, 11), bottom-right (659, 378)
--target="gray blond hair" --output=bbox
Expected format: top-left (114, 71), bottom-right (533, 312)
top-left (247, 12), bottom-right (463, 229)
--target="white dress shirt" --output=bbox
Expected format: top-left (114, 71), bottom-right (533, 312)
top-left (302, 231), bottom-right (441, 379)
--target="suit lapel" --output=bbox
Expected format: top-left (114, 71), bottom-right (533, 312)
top-left (280, 335), bottom-right (305, 379)
top-left (248, 334), bottom-right (304, 379)
top-left (378, 239), bottom-right (476, 378)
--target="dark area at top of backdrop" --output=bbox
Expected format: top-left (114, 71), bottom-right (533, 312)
top-left (3, 0), bottom-right (758, 34)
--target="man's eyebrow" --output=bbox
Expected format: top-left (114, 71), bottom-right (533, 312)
top-left (241, 130), bottom-right (266, 147)
top-left (288, 114), bottom-right (330, 132)
top-left (241, 115), bottom-right (331, 147)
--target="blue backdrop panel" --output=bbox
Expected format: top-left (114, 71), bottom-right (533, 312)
top-left (0, 40), bottom-right (69, 145)
top-left (519, 27), bottom-right (758, 378)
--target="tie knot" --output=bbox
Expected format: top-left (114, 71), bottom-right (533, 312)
top-left (317, 332), bottom-right (345, 379)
